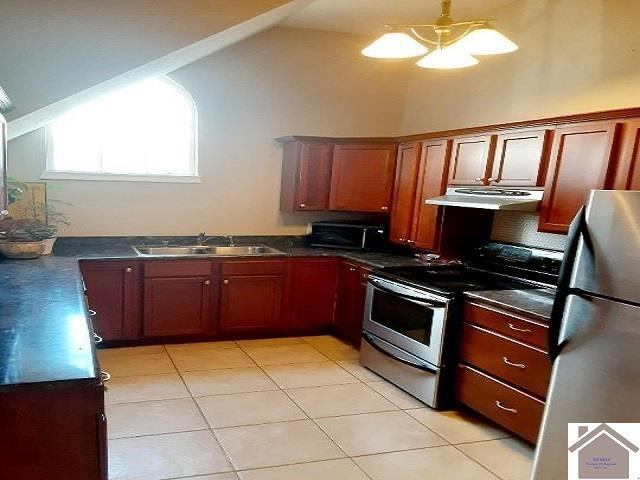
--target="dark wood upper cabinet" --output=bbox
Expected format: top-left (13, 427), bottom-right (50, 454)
top-left (329, 143), bottom-right (397, 212)
top-left (389, 142), bottom-right (422, 245)
top-left (411, 139), bottom-right (452, 251)
top-left (219, 260), bottom-right (285, 335)
top-left (613, 119), bottom-right (640, 190)
top-left (490, 129), bottom-right (551, 187)
top-left (80, 260), bottom-right (141, 341)
top-left (143, 276), bottom-right (213, 337)
top-left (280, 140), bottom-right (333, 211)
top-left (287, 258), bottom-right (339, 332)
top-left (448, 135), bottom-right (496, 185)
top-left (539, 121), bottom-right (621, 233)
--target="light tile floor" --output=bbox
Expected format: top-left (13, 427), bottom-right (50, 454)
top-left (100, 335), bottom-right (535, 480)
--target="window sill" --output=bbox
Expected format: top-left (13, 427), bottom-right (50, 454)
top-left (41, 171), bottom-right (202, 184)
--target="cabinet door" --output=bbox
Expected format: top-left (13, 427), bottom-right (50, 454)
top-left (389, 142), bottom-right (421, 245)
top-left (539, 122), bottom-right (620, 233)
top-left (411, 139), bottom-right (452, 251)
top-left (280, 141), bottom-right (332, 211)
top-left (81, 260), bottom-right (140, 341)
top-left (329, 143), bottom-right (397, 212)
top-left (491, 129), bottom-right (551, 186)
top-left (335, 262), bottom-right (365, 345)
top-left (287, 258), bottom-right (338, 332)
top-left (448, 135), bottom-right (496, 185)
top-left (613, 119), bottom-right (640, 190)
top-left (143, 277), bottom-right (213, 337)
top-left (220, 275), bottom-right (284, 334)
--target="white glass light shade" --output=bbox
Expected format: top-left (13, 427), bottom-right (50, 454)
top-left (451, 27), bottom-right (518, 55)
top-left (361, 32), bottom-right (429, 58)
top-left (416, 47), bottom-right (478, 69)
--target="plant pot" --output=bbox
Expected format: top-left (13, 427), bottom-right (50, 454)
top-left (0, 241), bottom-right (45, 259)
top-left (41, 237), bottom-right (57, 255)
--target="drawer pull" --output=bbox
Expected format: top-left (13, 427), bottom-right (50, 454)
top-left (88, 309), bottom-right (97, 316)
top-left (502, 356), bottom-right (526, 369)
top-left (495, 400), bottom-right (518, 414)
top-left (93, 333), bottom-right (103, 344)
top-left (100, 371), bottom-right (111, 383)
top-left (508, 323), bottom-right (532, 333)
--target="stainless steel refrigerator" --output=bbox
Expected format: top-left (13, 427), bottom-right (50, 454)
top-left (531, 190), bottom-right (640, 479)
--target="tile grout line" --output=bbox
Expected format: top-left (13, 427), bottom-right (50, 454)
top-left (450, 442), bottom-right (509, 480)
top-left (235, 339), bottom-right (377, 480)
top-left (161, 343), bottom-right (239, 476)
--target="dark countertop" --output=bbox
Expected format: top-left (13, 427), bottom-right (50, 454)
top-left (464, 288), bottom-right (556, 321)
top-left (0, 255), bottom-right (99, 389)
top-left (0, 237), bottom-right (422, 388)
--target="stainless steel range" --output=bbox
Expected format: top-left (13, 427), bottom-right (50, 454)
top-left (360, 242), bottom-right (562, 408)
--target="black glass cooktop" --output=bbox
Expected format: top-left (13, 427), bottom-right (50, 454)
top-left (372, 265), bottom-right (536, 297)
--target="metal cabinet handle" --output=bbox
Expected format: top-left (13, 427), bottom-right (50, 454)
top-left (100, 371), bottom-right (111, 383)
top-left (299, 203), bottom-right (306, 208)
top-left (381, 206), bottom-right (389, 211)
top-left (508, 323), bottom-right (532, 333)
top-left (407, 240), bottom-right (415, 244)
top-left (488, 177), bottom-right (496, 183)
top-left (502, 356), bottom-right (526, 369)
top-left (204, 280), bottom-right (211, 285)
top-left (475, 177), bottom-right (484, 183)
top-left (349, 267), bottom-right (357, 272)
top-left (93, 333), bottom-right (103, 344)
top-left (495, 400), bottom-right (518, 414)
top-left (125, 267), bottom-right (133, 273)
top-left (88, 309), bottom-right (97, 316)
top-left (398, 238), bottom-right (405, 242)
top-left (223, 279), bottom-right (230, 285)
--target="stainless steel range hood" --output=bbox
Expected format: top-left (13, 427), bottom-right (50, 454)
top-left (425, 187), bottom-right (543, 211)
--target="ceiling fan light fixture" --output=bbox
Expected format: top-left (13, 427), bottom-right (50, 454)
top-left (361, 32), bottom-right (429, 59)
top-left (416, 47), bottom-right (478, 69)
top-left (451, 26), bottom-right (518, 55)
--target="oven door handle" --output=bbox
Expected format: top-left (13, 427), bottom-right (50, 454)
top-left (362, 332), bottom-right (439, 374)
top-left (367, 278), bottom-right (447, 308)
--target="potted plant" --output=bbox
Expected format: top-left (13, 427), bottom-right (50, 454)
top-left (0, 217), bottom-right (46, 259)
top-left (37, 202), bottom-right (71, 254)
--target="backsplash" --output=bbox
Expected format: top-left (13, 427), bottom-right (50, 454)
top-left (491, 211), bottom-right (567, 251)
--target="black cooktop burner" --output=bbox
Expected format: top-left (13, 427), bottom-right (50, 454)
top-left (372, 265), bottom-right (535, 297)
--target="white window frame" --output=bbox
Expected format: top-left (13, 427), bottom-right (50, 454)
top-left (42, 77), bottom-right (200, 183)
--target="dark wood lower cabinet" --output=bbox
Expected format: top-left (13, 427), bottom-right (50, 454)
top-left (287, 258), bottom-right (339, 333)
top-left (335, 262), bottom-right (369, 346)
top-left (143, 276), bottom-right (214, 337)
top-left (0, 381), bottom-right (106, 480)
top-left (80, 260), bottom-right (141, 341)
top-left (219, 260), bottom-right (286, 336)
top-left (456, 299), bottom-right (551, 443)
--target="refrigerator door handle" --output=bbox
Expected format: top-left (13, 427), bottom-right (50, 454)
top-left (548, 206), bottom-right (587, 362)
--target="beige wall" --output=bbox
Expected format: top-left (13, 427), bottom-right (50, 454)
top-left (7, 27), bottom-right (409, 236)
top-left (400, 0), bottom-right (640, 133)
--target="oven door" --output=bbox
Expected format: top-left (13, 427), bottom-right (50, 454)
top-left (363, 276), bottom-right (449, 367)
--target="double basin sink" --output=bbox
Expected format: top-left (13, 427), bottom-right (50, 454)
top-left (133, 245), bottom-right (285, 257)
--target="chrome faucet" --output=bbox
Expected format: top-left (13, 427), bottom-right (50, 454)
top-left (196, 232), bottom-right (207, 246)
top-left (227, 235), bottom-right (235, 247)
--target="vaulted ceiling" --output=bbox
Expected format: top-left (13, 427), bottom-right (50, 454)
top-left (283, 0), bottom-right (517, 36)
top-left (0, 0), bottom-right (297, 120)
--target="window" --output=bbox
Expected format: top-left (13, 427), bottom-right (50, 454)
top-left (45, 77), bottom-right (198, 182)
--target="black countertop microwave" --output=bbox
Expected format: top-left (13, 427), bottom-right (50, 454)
top-left (308, 221), bottom-right (387, 250)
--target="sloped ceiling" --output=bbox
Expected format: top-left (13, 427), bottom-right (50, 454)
top-left (283, 0), bottom-right (516, 36)
top-left (0, 0), bottom-right (298, 121)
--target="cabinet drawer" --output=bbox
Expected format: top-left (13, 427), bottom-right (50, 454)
top-left (464, 302), bottom-right (548, 349)
top-left (456, 364), bottom-right (545, 443)
top-left (459, 323), bottom-right (551, 398)
top-left (144, 260), bottom-right (212, 278)
top-left (221, 259), bottom-right (286, 276)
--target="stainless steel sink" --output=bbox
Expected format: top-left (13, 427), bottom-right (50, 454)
top-left (133, 244), bottom-right (285, 256)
